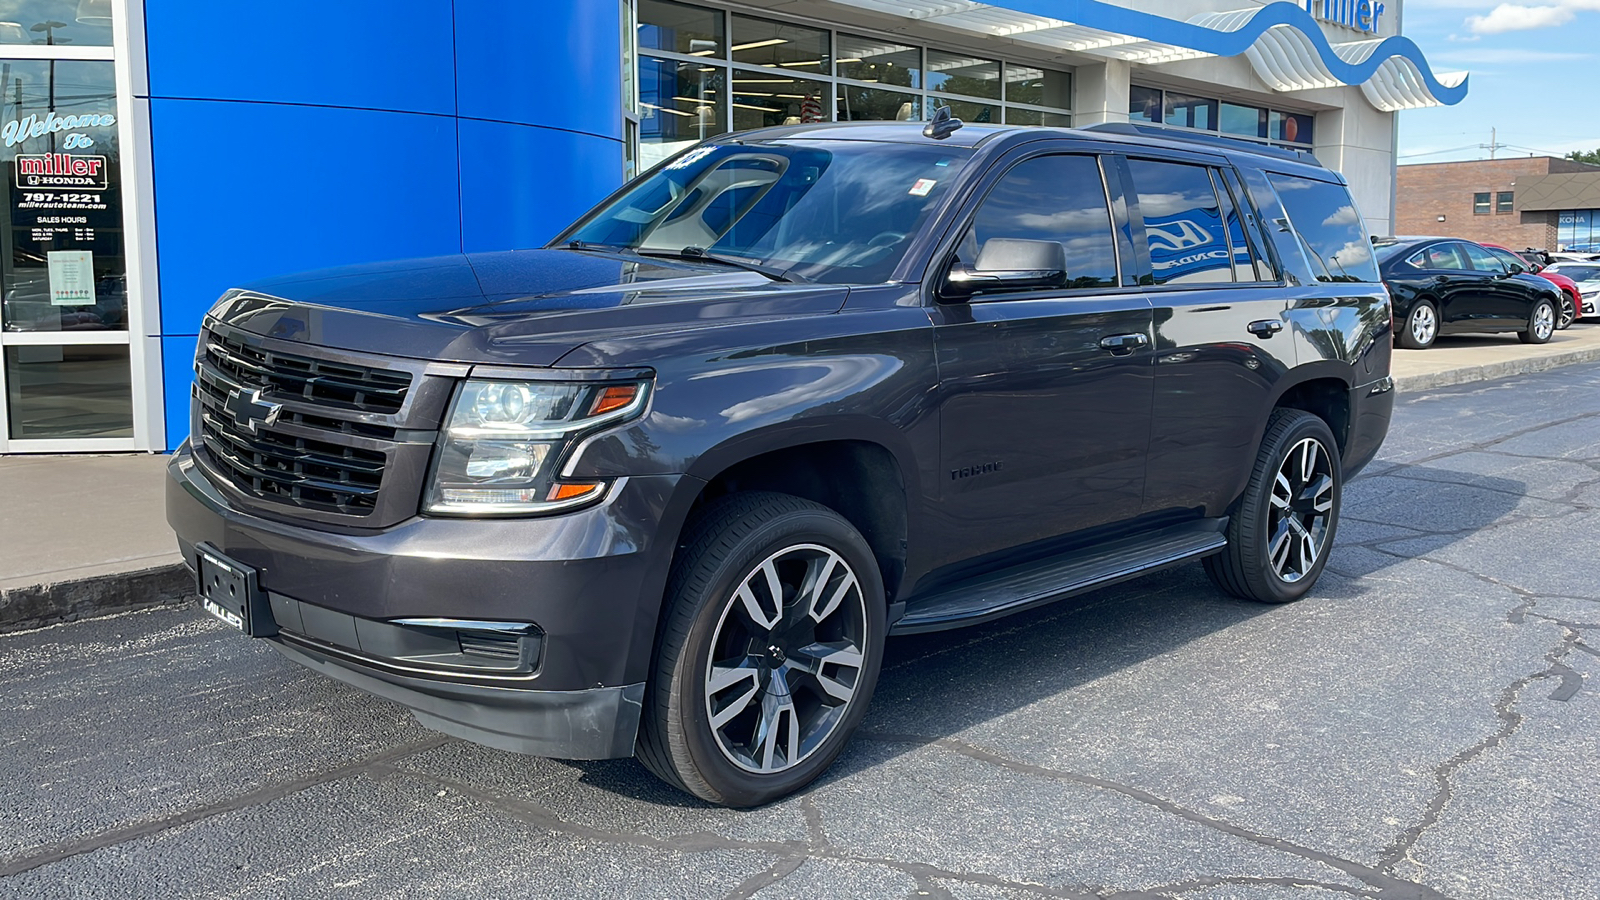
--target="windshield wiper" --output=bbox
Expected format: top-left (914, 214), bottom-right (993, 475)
top-left (637, 246), bottom-right (807, 283)
top-left (557, 240), bottom-right (631, 253)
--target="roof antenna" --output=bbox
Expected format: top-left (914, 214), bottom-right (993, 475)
top-left (923, 105), bottom-right (963, 140)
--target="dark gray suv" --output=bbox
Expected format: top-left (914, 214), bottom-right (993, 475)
top-left (167, 120), bottom-right (1394, 806)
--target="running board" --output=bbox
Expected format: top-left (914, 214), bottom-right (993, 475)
top-left (891, 519), bottom-right (1228, 635)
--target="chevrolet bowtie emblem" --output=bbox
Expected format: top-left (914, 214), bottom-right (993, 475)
top-left (223, 387), bottom-right (283, 434)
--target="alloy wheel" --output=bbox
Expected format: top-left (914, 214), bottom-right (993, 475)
top-left (704, 543), bottom-right (868, 774)
top-left (1267, 437), bottom-right (1335, 583)
top-left (1533, 303), bottom-right (1555, 341)
top-left (1410, 305), bottom-right (1436, 346)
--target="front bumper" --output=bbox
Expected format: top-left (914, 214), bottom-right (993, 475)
top-left (167, 444), bottom-right (696, 759)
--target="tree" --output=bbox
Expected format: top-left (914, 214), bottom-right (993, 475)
top-left (1567, 148), bottom-right (1600, 165)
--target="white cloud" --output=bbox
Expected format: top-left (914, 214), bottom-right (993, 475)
top-left (1464, 1), bottom-right (1600, 33)
top-left (1322, 205), bottom-right (1360, 227)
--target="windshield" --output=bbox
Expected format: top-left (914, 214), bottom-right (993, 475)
top-left (555, 141), bottom-right (971, 284)
top-left (1550, 264), bottom-right (1600, 282)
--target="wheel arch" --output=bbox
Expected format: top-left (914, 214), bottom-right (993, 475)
top-left (1268, 365), bottom-right (1353, 458)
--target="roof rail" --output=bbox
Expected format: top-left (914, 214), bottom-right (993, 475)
top-left (1080, 123), bottom-right (1323, 166)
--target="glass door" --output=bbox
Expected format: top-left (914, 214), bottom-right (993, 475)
top-left (0, 4), bottom-right (144, 452)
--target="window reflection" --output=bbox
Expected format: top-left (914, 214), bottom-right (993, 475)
top-left (837, 85), bottom-right (917, 121)
top-left (1128, 159), bottom-right (1232, 285)
top-left (1004, 64), bottom-right (1069, 109)
top-left (927, 50), bottom-right (1000, 101)
top-left (638, 56), bottom-right (726, 171)
top-left (0, 59), bottom-right (125, 332)
top-left (1268, 173), bottom-right (1378, 283)
top-left (638, 0), bottom-right (723, 56)
top-left (730, 14), bottom-right (828, 70)
top-left (962, 155), bottom-right (1117, 290)
top-left (836, 34), bottom-right (919, 87)
top-left (731, 74), bottom-right (826, 130)
top-left (0, 1), bottom-right (112, 47)
top-left (5, 343), bottom-right (132, 438)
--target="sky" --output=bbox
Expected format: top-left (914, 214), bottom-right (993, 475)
top-left (1396, 1), bottom-right (1600, 162)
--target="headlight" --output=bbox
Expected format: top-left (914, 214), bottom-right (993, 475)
top-left (424, 378), bottom-right (650, 515)
top-left (1582, 288), bottom-right (1600, 299)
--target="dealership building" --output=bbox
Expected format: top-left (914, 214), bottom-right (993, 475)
top-left (0, 0), bottom-right (1463, 454)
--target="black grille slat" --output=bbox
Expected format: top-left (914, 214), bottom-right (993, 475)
top-left (205, 334), bottom-right (412, 415)
top-left (194, 328), bottom-right (418, 518)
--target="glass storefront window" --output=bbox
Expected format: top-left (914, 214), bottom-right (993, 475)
top-left (1269, 110), bottom-right (1314, 146)
top-left (836, 85), bottom-right (917, 122)
top-left (1005, 64), bottom-right (1069, 109)
top-left (1164, 92), bottom-right (1216, 131)
top-left (0, 1), bottom-right (112, 48)
top-left (0, 59), bottom-right (125, 334)
top-left (731, 74), bottom-right (827, 130)
top-left (939, 98), bottom-right (999, 125)
top-left (836, 34), bottom-right (919, 87)
top-left (638, 0), bottom-right (723, 57)
top-left (5, 343), bottom-right (131, 438)
top-left (1004, 107), bottom-right (1070, 127)
top-left (1220, 102), bottom-right (1267, 139)
top-left (1129, 85), bottom-right (1161, 124)
top-left (730, 14), bottom-right (828, 70)
top-left (638, 55), bottom-right (725, 171)
top-left (927, 50), bottom-right (1000, 101)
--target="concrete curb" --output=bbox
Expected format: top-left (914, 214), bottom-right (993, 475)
top-left (1393, 343), bottom-right (1600, 393)
top-left (0, 564), bottom-right (193, 634)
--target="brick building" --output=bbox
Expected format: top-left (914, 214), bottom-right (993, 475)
top-left (1396, 157), bottom-right (1600, 250)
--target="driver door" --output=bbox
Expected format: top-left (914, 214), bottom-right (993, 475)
top-left (928, 152), bottom-right (1154, 568)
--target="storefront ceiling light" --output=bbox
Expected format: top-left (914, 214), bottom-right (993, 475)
top-left (732, 102), bottom-right (784, 112)
top-left (777, 60), bottom-right (823, 67)
top-left (835, 58), bottom-right (862, 64)
top-left (731, 38), bottom-right (788, 51)
top-left (733, 79), bottom-right (792, 83)
top-left (689, 49), bottom-right (717, 57)
top-left (641, 102), bottom-right (695, 117)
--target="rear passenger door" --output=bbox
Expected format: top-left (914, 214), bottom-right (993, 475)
top-left (1119, 154), bottom-right (1295, 519)
top-left (929, 151), bottom-right (1154, 566)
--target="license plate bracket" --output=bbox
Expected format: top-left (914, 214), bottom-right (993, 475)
top-left (196, 543), bottom-right (276, 637)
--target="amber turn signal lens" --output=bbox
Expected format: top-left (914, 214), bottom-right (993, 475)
top-left (589, 385), bottom-right (639, 416)
top-left (547, 482), bottom-right (602, 502)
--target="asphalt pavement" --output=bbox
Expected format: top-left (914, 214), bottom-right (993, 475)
top-left (3, 365), bottom-right (1599, 900)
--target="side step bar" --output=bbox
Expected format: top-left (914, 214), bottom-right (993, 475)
top-left (890, 519), bottom-right (1228, 635)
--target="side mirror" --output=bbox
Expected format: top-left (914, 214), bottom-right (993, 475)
top-left (942, 238), bottom-right (1068, 300)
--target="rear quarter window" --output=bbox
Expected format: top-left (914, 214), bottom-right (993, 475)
top-left (1266, 174), bottom-right (1380, 284)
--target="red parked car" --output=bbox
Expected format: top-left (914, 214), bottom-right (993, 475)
top-left (1484, 244), bottom-right (1581, 329)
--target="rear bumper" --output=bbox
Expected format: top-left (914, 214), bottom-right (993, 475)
top-left (1345, 374), bottom-right (1394, 478)
top-left (167, 443), bottom-right (698, 759)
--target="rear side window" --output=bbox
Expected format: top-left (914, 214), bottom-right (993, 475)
top-left (1266, 174), bottom-right (1379, 283)
top-left (1127, 159), bottom-right (1233, 285)
top-left (961, 154), bottom-right (1119, 290)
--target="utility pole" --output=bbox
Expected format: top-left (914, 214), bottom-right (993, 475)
top-left (1480, 127), bottom-right (1507, 160)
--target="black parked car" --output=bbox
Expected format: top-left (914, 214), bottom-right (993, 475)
top-left (1376, 237), bottom-right (1562, 349)
top-left (168, 120), bottom-right (1393, 806)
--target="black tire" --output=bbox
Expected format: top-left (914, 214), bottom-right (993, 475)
top-left (1205, 409), bottom-right (1342, 604)
top-left (1519, 298), bottom-right (1556, 344)
top-left (637, 491), bottom-right (886, 807)
top-left (1397, 300), bottom-right (1438, 349)
top-left (1557, 291), bottom-right (1577, 330)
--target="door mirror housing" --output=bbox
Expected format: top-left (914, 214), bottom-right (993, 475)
top-left (942, 238), bottom-right (1068, 300)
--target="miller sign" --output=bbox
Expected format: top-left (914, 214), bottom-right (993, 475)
top-left (14, 153), bottom-right (109, 190)
top-left (1300, 0), bottom-right (1384, 33)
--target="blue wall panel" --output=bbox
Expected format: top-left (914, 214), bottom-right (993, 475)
top-left (143, 0), bottom-right (457, 115)
top-left (160, 335), bottom-right (198, 452)
top-left (150, 99), bottom-right (463, 337)
top-left (454, 1), bottom-right (622, 139)
top-left (458, 118), bottom-right (620, 253)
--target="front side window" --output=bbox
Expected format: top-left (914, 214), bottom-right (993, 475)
top-left (958, 154), bottom-right (1118, 290)
top-left (1267, 174), bottom-right (1380, 283)
top-left (1485, 246), bottom-right (1528, 272)
top-left (1128, 159), bottom-right (1232, 285)
top-left (559, 141), bottom-right (971, 285)
top-left (1473, 192), bottom-right (1491, 215)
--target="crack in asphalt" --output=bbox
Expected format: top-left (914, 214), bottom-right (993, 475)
top-left (857, 733), bottom-right (1450, 900)
top-left (0, 735), bottom-right (451, 878)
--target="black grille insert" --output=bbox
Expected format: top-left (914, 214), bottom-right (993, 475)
top-left (205, 334), bottom-right (412, 414)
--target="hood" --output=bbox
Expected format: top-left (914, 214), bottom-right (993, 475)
top-left (212, 249), bottom-right (850, 366)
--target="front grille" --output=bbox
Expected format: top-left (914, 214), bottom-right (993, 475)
top-left (197, 397), bottom-right (386, 516)
top-left (192, 326), bottom-right (438, 522)
top-left (205, 332), bottom-right (412, 415)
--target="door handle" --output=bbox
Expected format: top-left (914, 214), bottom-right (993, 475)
top-left (1098, 333), bottom-right (1149, 355)
top-left (1247, 319), bottom-right (1284, 338)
